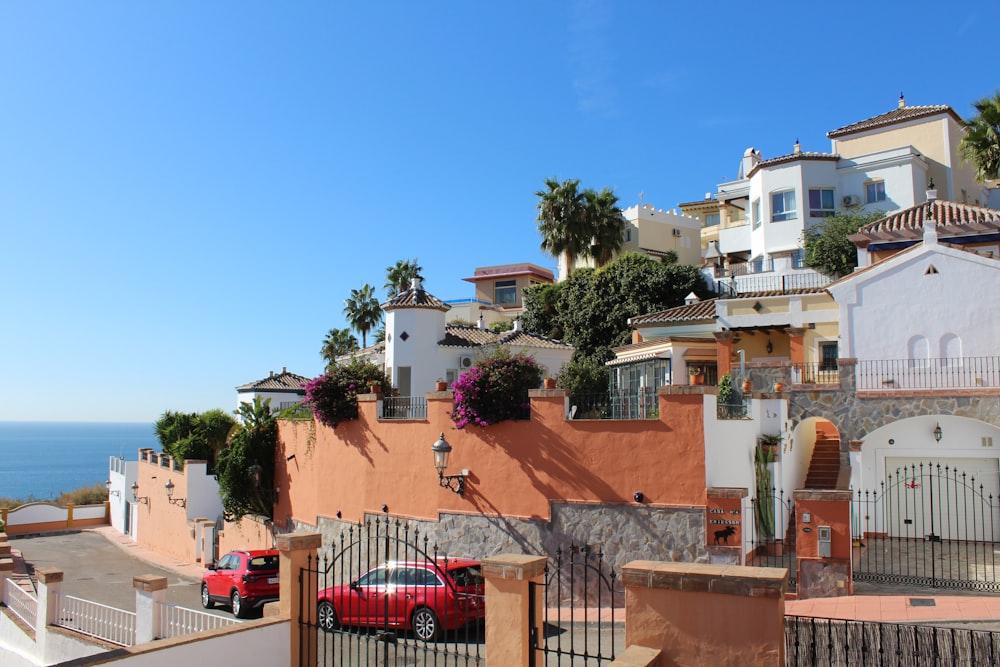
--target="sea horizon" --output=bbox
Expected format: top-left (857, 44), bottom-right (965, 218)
top-left (0, 421), bottom-right (159, 501)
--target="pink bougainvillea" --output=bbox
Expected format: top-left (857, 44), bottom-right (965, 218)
top-left (450, 350), bottom-right (543, 429)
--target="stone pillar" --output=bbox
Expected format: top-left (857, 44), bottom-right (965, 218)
top-left (714, 331), bottom-right (736, 378)
top-left (277, 532), bottom-right (322, 667)
top-left (134, 574), bottom-right (167, 643)
top-left (622, 561), bottom-right (787, 666)
top-left (481, 554), bottom-right (546, 667)
top-left (35, 567), bottom-right (63, 660)
top-left (793, 490), bottom-right (853, 599)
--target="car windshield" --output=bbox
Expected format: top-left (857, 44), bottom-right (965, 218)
top-left (448, 565), bottom-right (484, 587)
top-left (248, 555), bottom-right (278, 571)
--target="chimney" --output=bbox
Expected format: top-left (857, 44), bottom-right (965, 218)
top-left (282, 367), bottom-right (287, 374)
top-left (411, 277), bottom-right (422, 291)
top-left (478, 314), bottom-right (485, 330)
top-left (513, 318), bottom-right (521, 332)
top-left (898, 92), bottom-right (906, 109)
top-left (793, 138), bottom-right (801, 154)
top-left (269, 370), bottom-right (274, 378)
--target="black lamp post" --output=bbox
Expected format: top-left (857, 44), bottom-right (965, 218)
top-left (164, 479), bottom-right (187, 508)
top-left (432, 433), bottom-right (467, 497)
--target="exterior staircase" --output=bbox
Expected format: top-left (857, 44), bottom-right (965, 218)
top-left (803, 422), bottom-right (842, 489)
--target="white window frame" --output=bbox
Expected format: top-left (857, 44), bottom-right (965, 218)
top-left (808, 188), bottom-right (836, 217)
top-left (865, 180), bottom-right (886, 204)
top-left (770, 190), bottom-right (797, 222)
top-left (751, 198), bottom-right (761, 229)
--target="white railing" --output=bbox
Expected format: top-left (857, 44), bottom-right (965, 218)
top-left (4, 578), bottom-right (37, 628)
top-left (56, 595), bottom-right (136, 647)
top-left (157, 602), bottom-right (239, 638)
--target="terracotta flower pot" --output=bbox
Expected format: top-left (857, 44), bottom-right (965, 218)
top-left (773, 382), bottom-right (786, 392)
top-left (435, 381), bottom-right (448, 392)
top-left (690, 374), bottom-right (704, 386)
top-left (742, 379), bottom-right (753, 393)
top-left (543, 378), bottom-right (557, 389)
top-left (368, 383), bottom-right (382, 394)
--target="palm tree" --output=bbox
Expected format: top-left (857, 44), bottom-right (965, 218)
top-left (960, 92), bottom-right (1000, 183)
top-left (385, 259), bottom-right (424, 297)
top-left (585, 187), bottom-right (626, 268)
top-left (321, 327), bottom-right (359, 366)
top-left (343, 284), bottom-right (382, 348)
top-left (536, 178), bottom-right (589, 276)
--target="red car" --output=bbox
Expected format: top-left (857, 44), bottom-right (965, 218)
top-left (201, 549), bottom-right (280, 618)
top-left (317, 558), bottom-right (484, 641)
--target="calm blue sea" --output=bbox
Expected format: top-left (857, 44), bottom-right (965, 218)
top-left (0, 422), bottom-right (158, 501)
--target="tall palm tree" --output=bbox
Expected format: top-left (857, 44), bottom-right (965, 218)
top-left (960, 92), bottom-right (1000, 183)
top-left (384, 259), bottom-right (424, 297)
top-left (321, 327), bottom-right (359, 366)
top-left (536, 178), bottom-right (589, 276)
top-left (343, 284), bottom-right (382, 348)
top-left (585, 187), bottom-right (626, 268)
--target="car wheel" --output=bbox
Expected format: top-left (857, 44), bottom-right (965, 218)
top-left (412, 607), bottom-right (440, 642)
top-left (317, 600), bottom-right (339, 632)
top-left (231, 590), bottom-right (248, 619)
top-left (201, 584), bottom-right (213, 609)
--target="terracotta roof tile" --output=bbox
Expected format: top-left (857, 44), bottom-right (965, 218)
top-left (747, 152), bottom-right (839, 178)
top-left (382, 284), bottom-right (450, 312)
top-left (850, 200), bottom-right (1000, 245)
top-left (827, 105), bottom-right (960, 138)
top-left (236, 370), bottom-right (310, 392)
top-left (630, 299), bottom-right (718, 326)
top-left (439, 325), bottom-right (572, 350)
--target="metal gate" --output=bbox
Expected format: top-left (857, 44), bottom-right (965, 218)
top-left (748, 488), bottom-right (797, 591)
top-left (528, 545), bottom-right (623, 666)
top-left (298, 516), bottom-right (485, 666)
top-left (853, 462), bottom-right (1000, 591)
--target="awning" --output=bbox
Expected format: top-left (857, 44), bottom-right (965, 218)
top-left (606, 351), bottom-right (669, 367)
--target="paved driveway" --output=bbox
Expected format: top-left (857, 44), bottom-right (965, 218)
top-left (11, 531), bottom-right (236, 619)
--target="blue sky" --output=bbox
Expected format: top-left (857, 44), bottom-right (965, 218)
top-left (1, 1), bottom-right (994, 423)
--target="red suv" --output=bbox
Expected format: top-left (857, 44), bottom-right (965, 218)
top-left (202, 549), bottom-right (280, 618)
top-left (317, 558), bottom-right (484, 641)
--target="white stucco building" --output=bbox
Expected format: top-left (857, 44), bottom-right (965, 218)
top-left (235, 368), bottom-right (309, 412)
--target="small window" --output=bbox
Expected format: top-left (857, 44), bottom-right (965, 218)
top-left (623, 227), bottom-right (632, 242)
top-left (819, 342), bottom-right (838, 371)
top-left (791, 249), bottom-right (805, 269)
top-left (495, 280), bottom-right (517, 306)
top-left (704, 213), bottom-right (720, 227)
top-left (248, 555), bottom-right (278, 571)
top-left (865, 181), bottom-right (886, 204)
top-left (752, 199), bottom-right (761, 229)
top-left (771, 190), bottom-right (797, 222)
top-left (808, 188), bottom-right (836, 217)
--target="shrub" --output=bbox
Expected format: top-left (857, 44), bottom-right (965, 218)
top-left (56, 483), bottom-right (109, 506)
top-left (451, 349), bottom-right (543, 429)
top-left (304, 358), bottom-right (391, 429)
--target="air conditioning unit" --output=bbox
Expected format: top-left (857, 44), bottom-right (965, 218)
top-left (460, 356), bottom-right (474, 369)
top-left (842, 195), bottom-right (860, 207)
top-left (672, 228), bottom-right (682, 237)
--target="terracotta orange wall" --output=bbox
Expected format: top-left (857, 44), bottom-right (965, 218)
top-left (275, 391), bottom-right (707, 527)
top-left (794, 492), bottom-right (852, 560)
top-left (220, 515), bottom-right (275, 554)
top-left (135, 460), bottom-right (195, 563)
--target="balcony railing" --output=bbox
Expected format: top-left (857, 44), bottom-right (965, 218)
top-left (158, 602), bottom-right (239, 639)
top-left (791, 362), bottom-right (840, 386)
top-left (716, 397), bottom-right (752, 420)
top-left (856, 357), bottom-right (1000, 391)
top-left (56, 595), bottom-right (136, 647)
top-left (4, 578), bottom-right (37, 628)
top-left (568, 391), bottom-right (659, 420)
top-left (380, 396), bottom-right (428, 420)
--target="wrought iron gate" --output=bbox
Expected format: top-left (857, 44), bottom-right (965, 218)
top-left (528, 545), bottom-right (623, 666)
top-left (748, 488), bottom-right (797, 590)
top-left (298, 516), bottom-right (485, 666)
top-left (853, 462), bottom-right (1000, 591)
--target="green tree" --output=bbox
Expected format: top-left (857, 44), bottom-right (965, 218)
top-left (803, 210), bottom-right (884, 278)
top-left (154, 410), bottom-right (236, 469)
top-left (320, 327), bottom-right (359, 367)
top-left (536, 178), bottom-right (589, 273)
top-left (585, 187), bottom-right (626, 268)
top-left (520, 282), bottom-right (564, 340)
top-left (960, 91), bottom-right (1000, 183)
top-left (384, 258), bottom-right (424, 297)
top-left (343, 283), bottom-right (382, 348)
top-left (556, 351), bottom-right (610, 396)
top-left (215, 397), bottom-right (277, 521)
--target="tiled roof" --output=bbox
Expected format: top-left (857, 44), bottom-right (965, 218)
top-left (827, 104), bottom-right (960, 138)
top-left (629, 299), bottom-right (718, 326)
top-left (382, 283), bottom-right (450, 312)
top-left (439, 325), bottom-right (573, 350)
top-left (236, 370), bottom-right (310, 392)
top-left (849, 200), bottom-right (1000, 245)
top-left (747, 152), bottom-right (839, 178)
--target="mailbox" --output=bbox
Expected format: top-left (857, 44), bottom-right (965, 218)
top-left (818, 525), bottom-right (832, 558)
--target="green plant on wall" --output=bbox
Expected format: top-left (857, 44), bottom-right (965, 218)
top-left (754, 444), bottom-right (776, 541)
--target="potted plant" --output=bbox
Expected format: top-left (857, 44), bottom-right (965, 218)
top-left (773, 380), bottom-right (786, 392)
top-left (688, 366), bottom-right (704, 386)
top-left (367, 380), bottom-right (382, 394)
top-left (543, 377), bottom-right (557, 389)
top-left (758, 432), bottom-right (783, 454)
top-left (742, 377), bottom-right (753, 393)
top-left (435, 379), bottom-right (449, 392)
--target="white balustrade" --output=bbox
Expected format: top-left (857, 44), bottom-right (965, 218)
top-left (4, 577), bottom-right (37, 628)
top-left (157, 602), bottom-right (240, 638)
top-left (56, 594), bottom-right (136, 647)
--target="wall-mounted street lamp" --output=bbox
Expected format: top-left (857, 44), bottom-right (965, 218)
top-left (105, 480), bottom-right (120, 499)
top-left (933, 423), bottom-right (943, 443)
top-left (164, 479), bottom-right (187, 508)
top-left (131, 482), bottom-right (148, 505)
top-left (432, 433), bottom-right (468, 497)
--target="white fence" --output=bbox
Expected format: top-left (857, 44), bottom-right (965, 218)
top-left (158, 602), bottom-right (239, 638)
top-left (4, 578), bottom-right (37, 628)
top-left (56, 595), bottom-right (136, 647)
